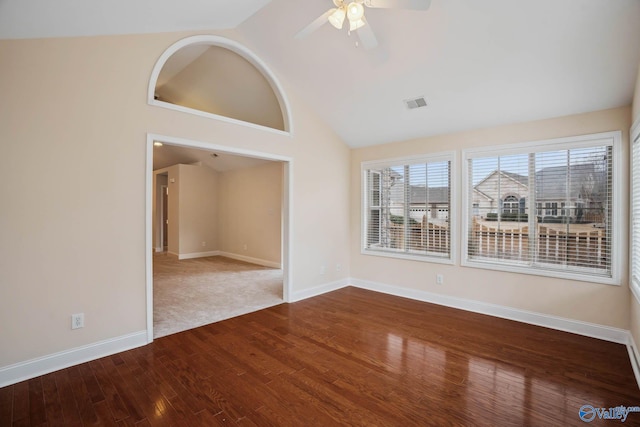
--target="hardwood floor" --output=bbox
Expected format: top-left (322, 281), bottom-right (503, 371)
top-left (2, 287), bottom-right (639, 426)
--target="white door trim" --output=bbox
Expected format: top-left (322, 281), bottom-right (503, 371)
top-left (158, 184), bottom-right (168, 252)
top-left (145, 133), bottom-right (293, 343)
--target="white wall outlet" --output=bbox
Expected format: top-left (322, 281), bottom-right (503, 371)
top-left (436, 274), bottom-right (444, 285)
top-left (71, 313), bottom-right (84, 329)
top-left (201, 241), bottom-right (206, 247)
top-left (336, 263), bottom-right (342, 272)
top-left (320, 265), bottom-right (326, 275)
top-left (243, 244), bottom-right (248, 251)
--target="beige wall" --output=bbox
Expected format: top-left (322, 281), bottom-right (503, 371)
top-left (167, 166), bottom-right (180, 255)
top-left (0, 31), bottom-right (351, 368)
top-left (218, 162), bottom-right (283, 265)
top-left (176, 164), bottom-right (219, 255)
top-left (152, 165), bottom-right (181, 255)
top-left (154, 161), bottom-right (280, 262)
top-left (156, 46), bottom-right (285, 131)
top-left (152, 173), bottom-right (168, 250)
top-left (351, 106), bottom-right (631, 329)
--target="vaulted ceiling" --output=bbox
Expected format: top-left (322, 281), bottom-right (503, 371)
top-left (2, 0), bottom-right (640, 148)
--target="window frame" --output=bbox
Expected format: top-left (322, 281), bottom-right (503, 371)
top-left (361, 152), bottom-right (456, 265)
top-left (462, 131), bottom-right (622, 285)
top-left (367, 170), bottom-right (382, 246)
top-left (631, 119), bottom-right (640, 301)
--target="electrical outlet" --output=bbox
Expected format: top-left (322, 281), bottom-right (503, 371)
top-left (320, 265), bottom-right (326, 275)
top-left (71, 313), bottom-right (84, 329)
top-left (436, 274), bottom-right (444, 285)
top-left (243, 244), bottom-right (248, 251)
top-left (201, 241), bottom-right (206, 247)
top-left (336, 263), bottom-right (342, 272)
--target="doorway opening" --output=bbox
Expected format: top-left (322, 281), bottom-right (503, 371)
top-left (145, 134), bottom-right (292, 342)
top-left (159, 182), bottom-right (169, 251)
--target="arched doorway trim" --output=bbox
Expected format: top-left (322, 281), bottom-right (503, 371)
top-left (148, 35), bottom-right (293, 136)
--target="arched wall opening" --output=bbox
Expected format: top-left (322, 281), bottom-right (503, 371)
top-left (146, 36), bottom-right (294, 342)
top-left (148, 35), bottom-right (293, 135)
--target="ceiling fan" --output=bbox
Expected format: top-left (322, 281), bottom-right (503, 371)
top-left (294, 0), bottom-right (431, 50)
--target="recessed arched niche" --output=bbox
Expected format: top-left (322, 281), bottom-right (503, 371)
top-left (148, 35), bottom-right (292, 134)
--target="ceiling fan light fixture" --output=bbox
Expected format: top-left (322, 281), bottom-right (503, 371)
top-left (328, 7), bottom-right (346, 29)
top-left (349, 18), bottom-right (366, 31)
top-left (347, 1), bottom-right (364, 22)
top-left (346, 2), bottom-right (364, 21)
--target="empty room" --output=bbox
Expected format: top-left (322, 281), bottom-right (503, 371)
top-left (2, 0), bottom-right (640, 425)
top-left (151, 142), bottom-right (285, 338)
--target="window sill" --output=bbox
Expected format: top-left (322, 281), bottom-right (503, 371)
top-left (461, 258), bottom-right (619, 286)
top-left (362, 248), bottom-right (454, 265)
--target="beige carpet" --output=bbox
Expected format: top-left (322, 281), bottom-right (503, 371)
top-left (153, 253), bottom-right (283, 338)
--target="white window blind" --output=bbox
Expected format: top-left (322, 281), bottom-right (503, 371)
top-left (632, 126), bottom-right (640, 294)
top-left (464, 132), bottom-right (620, 284)
top-left (363, 154), bottom-right (453, 262)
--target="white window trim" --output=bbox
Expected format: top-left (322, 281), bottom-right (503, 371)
top-left (631, 118), bottom-right (640, 302)
top-left (461, 131), bottom-right (622, 286)
top-left (361, 151), bottom-right (457, 265)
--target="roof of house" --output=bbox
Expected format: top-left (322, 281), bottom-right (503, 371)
top-left (474, 170), bottom-right (529, 189)
top-left (534, 163), bottom-right (601, 201)
top-left (386, 162), bottom-right (604, 206)
top-left (472, 163), bottom-right (604, 201)
top-left (501, 171), bottom-right (528, 186)
top-left (390, 185), bottom-right (450, 204)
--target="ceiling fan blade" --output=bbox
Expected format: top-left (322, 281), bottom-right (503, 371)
top-left (294, 9), bottom-right (334, 39)
top-left (356, 18), bottom-right (378, 50)
top-left (364, 0), bottom-right (431, 10)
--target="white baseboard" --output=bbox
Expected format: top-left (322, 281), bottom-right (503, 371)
top-left (154, 246), bottom-right (164, 253)
top-left (627, 333), bottom-right (640, 389)
top-left (178, 250), bottom-right (220, 260)
top-left (219, 251), bottom-right (281, 269)
top-left (290, 278), bottom-right (350, 302)
top-left (350, 278), bottom-right (630, 344)
top-left (2, 280), bottom-right (632, 388)
top-left (0, 330), bottom-right (147, 388)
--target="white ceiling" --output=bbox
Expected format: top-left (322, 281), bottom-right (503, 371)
top-left (153, 143), bottom-right (271, 172)
top-left (0, 0), bottom-right (270, 39)
top-left (241, 0), bottom-right (640, 147)
top-left (2, 0), bottom-right (640, 149)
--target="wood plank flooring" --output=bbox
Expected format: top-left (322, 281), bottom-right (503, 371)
top-left (2, 287), bottom-right (639, 426)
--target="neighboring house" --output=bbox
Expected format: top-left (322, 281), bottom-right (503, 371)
top-left (389, 184), bottom-right (450, 221)
top-left (534, 163), bottom-right (605, 222)
top-left (384, 163), bottom-right (606, 224)
top-left (471, 164), bottom-right (606, 222)
top-left (472, 171), bottom-right (528, 216)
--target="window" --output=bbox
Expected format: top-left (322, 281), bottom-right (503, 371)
top-left (362, 153), bottom-right (454, 263)
top-left (632, 122), bottom-right (640, 297)
top-left (368, 171), bottom-right (382, 245)
top-left (463, 131), bottom-right (621, 284)
top-left (502, 195), bottom-right (520, 214)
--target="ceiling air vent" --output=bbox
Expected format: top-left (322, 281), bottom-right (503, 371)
top-left (404, 96), bottom-right (427, 110)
